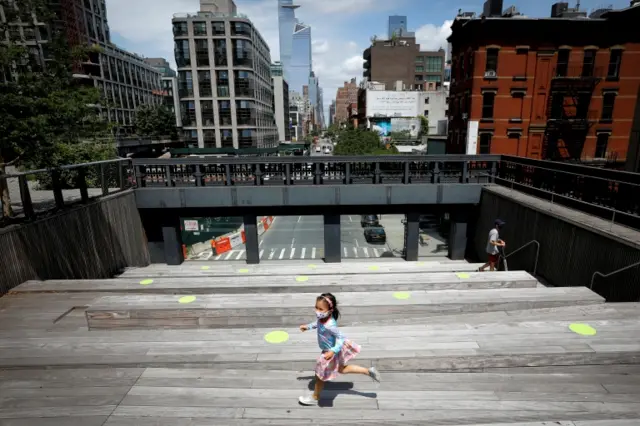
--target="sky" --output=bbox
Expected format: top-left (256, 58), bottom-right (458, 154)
top-left (106, 0), bottom-right (632, 120)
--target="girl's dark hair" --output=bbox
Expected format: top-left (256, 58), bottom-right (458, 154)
top-left (317, 293), bottom-right (340, 320)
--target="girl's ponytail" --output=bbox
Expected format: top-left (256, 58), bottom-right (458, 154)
top-left (319, 292), bottom-right (340, 321)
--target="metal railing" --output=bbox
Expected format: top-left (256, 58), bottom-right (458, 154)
top-left (497, 157), bottom-right (640, 231)
top-left (590, 260), bottom-right (640, 292)
top-left (131, 155), bottom-right (500, 188)
top-left (1, 159), bottom-right (133, 223)
top-left (502, 240), bottom-right (540, 276)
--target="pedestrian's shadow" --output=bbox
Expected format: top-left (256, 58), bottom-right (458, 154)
top-left (297, 375), bottom-right (377, 407)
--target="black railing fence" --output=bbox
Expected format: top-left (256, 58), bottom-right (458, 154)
top-left (3, 155), bottom-right (640, 231)
top-left (1, 159), bottom-right (133, 222)
top-left (131, 155), bottom-right (499, 187)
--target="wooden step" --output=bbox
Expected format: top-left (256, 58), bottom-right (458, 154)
top-left (85, 287), bottom-right (604, 331)
top-left (13, 271), bottom-right (538, 295)
top-left (118, 261), bottom-right (486, 278)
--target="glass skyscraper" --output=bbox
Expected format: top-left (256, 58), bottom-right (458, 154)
top-left (278, 0), bottom-right (298, 83)
top-left (388, 15), bottom-right (414, 38)
top-left (289, 22), bottom-right (312, 93)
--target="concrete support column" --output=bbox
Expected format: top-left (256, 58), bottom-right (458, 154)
top-left (162, 226), bottom-right (184, 266)
top-left (243, 215), bottom-right (260, 264)
top-left (448, 210), bottom-right (469, 261)
top-left (323, 214), bottom-right (341, 263)
top-left (404, 212), bottom-right (420, 261)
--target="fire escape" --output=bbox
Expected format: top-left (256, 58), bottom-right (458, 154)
top-left (542, 60), bottom-right (602, 161)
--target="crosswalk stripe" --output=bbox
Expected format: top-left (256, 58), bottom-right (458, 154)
top-left (268, 250), bottom-right (275, 260)
top-left (259, 249), bottom-right (264, 259)
top-left (373, 248), bottom-right (380, 257)
top-left (343, 247), bottom-right (348, 257)
top-left (312, 247), bottom-right (316, 259)
top-left (301, 247), bottom-right (306, 259)
top-left (236, 250), bottom-right (245, 260)
top-left (224, 251), bottom-right (234, 260)
top-left (353, 247), bottom-right (358, 258)
top-left (278, 248), bottom-right (285, 260)
top-left (290, 248), bottom-right (296, 259)
top-left (363, 247), bottom-right (369, 258)
top-left (206, 246), bottom-right (396, 261)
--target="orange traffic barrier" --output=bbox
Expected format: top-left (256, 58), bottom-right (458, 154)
top-left (214, 238), bottom-right (232, 255)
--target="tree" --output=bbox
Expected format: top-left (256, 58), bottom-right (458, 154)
top-left (133, 105), bottom-right (178, 139)
top-left (334, 128), bottom-right (398, 155)
top-left (418, 115), bottom-right (429, 138)
top-left (0, 0), bottom-right (113, 217)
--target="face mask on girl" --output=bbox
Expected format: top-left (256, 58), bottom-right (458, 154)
top-left (316, 310), bottom-right (330, 319)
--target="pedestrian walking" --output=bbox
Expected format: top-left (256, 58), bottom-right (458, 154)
top-left (298, 293), bottom-right (381, 406)
top-left (479, 219), bottom-right (506, 272)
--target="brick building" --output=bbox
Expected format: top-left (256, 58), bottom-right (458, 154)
top-left (363, 37), bottom-right (445, 91)
top-left (334, 78), bottom-right (358, 125)
top-left (446, 3), bottom-right (640, 164)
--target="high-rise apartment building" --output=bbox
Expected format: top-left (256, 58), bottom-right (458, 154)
top-left (271, 62), bottom-right (291, 142)
top-left (334, 78), bottom-right (358, 124)
top-left (172, 0), bottom-right (278, 149)
top-left (388, 15), bottom-right (414, 38)
top-left (145, 58), bottom-right (177, 77)
top-left (364, 36), bottom-right (445, 91)
top-left (0, 0), bottom-right (163, 131)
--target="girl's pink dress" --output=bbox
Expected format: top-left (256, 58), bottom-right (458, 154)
top-left (307, 317), bottom-right (361, 381)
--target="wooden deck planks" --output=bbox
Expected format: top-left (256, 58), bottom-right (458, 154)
top-left (12, 271), bottom-right (537, 294)
top-left (1, 265), bottom-right (639, 425)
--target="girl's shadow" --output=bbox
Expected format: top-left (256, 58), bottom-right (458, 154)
top-left (297, 375), bottom-right (378, 407)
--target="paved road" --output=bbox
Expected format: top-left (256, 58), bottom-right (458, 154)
top-left (310, 138), bottom-right (333, 157)
top-left (193, 212), bottom-right (450, 262)
top-left (200, 214), bottom-right (400, 261)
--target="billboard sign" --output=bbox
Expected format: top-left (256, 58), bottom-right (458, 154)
top-left (366, 91), bottom-right (419, 118)
top-left (466, 120), bottom-right (479, 155)
top-left (371, 119), bottom-right (392, 136)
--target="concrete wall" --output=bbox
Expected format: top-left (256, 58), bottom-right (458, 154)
top-left (475, 188), bottom-right (640, 302)
top-left (0, 191), bottom-right (150, 295)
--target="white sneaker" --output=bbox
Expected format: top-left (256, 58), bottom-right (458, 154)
top-left (298, 395), bottom-right (318, 406)
top-left (368, 367), bottom-right (381, 383)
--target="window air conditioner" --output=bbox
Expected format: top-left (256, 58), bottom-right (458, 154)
top-left (484, 70), bottom-right (497, 78)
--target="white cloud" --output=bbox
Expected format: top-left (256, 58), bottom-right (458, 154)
top-left (415, 20), bottom-right (453, 51)
top-left (312, 40), bottom-right (329, 54)
top-left (347, 41), bottom-right (358, 50)
top-left (297, 0), bottom-right (390, 14)
top-left (342, 55), bottom-right (365, 74)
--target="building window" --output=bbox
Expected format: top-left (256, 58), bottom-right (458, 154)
top-left (415, 56), bottom-right (424, 63)
top-left (485, 48), bottom-right (498, 73)
top-left (424, 97), bottom-right (429, 104)
top-left (415, 65), bottom-right (424, 72)
top-left (601, 93), bottom-right (616, 121)
top-left (180, 101), bottom-right (196, 126)
top-left (174, 40), bottom-right (190, 67)
top-left (424, 110), bottom-right (429, 116)
top-left (607, 49), bottom-right (622, 79)
top-left (582, 50), bottom-right (595, 77)
top-left (426, 56), bottom-right (443, 73)
top-left (221, 129), bottom-right (233, 148)
top-left (236, 100), bottom-right (255, 125)
top-left (556, 49), bottom-right (569, 77)
top-left (482, 93), bottom-right (495, 119)
top-left (198, 71), bottom-right (212, 97)
top-left (177, 71), bottom-right (193, 97)
top-left (218, 100), bottom-right (232, 125)
top-left (173, 22), bottom-right (187, 37)
top-left (212, 22), bottom-right (225, 36)
top-left (415, 75), bottom-right (424, 81)
top-left (214, 40), bottom-right (227, 66)
top-left (203, 130), bottom-right (216, 148)
top-left (193, 22), bottom-right (207, 36)
top-left (232, 39), bottom-right (252, 67)
top-left (216, 70), bottom-right (229, 97)
top-left (234, 70), bottom-right (254, 97)
top-left (479, 133), bottom-right (492, 154)
top-left (231, 22), bottom-right (252, 37)
top-left (595, 133), bottom-right (609, 158)
top-left (195, 39), bottom-right (209, 67)
top-left (201, 101), bottom-right (214, 126)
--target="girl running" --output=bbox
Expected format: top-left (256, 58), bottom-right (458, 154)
top-left (298, 292), bottom-right (381, 406)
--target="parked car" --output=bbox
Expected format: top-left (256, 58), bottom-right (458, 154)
top-left (361, 214), bottom-right (380, 227)
top-left (364, 226), bottom-right (386, 243)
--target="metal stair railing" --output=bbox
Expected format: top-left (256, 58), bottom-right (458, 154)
top-left (501, 240), bottom-right (540, 275)
top-left (590, 260), bottom-right (640, 291)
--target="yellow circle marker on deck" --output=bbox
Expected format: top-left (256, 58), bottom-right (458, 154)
top-left (201, 266), bottom-right (210, 270)
top-left (179, 296), bottom-right (197, 304)
top-left (368, 265), bottom-right (380, 271)
top-left (296, 276), bottom-right (309, 282)
top-left (417, 261), bottom-right (426, 266)
top-left (393, 292), bottom-right (411, 300)
top-left (456, 273), bottom-right (471, 279)
top-left (264, 331), bottom-right (289, 344)
top-left (238, 268), bottom-right (249, 273)
top-left (308, 264), bottom-right (317, 269)
top-left (569, 323), bottom-right (597, 336)
top-left (139, 279), bottom-right (154, 286)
